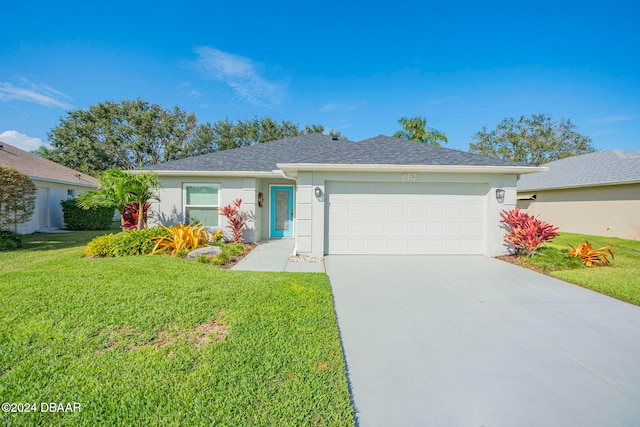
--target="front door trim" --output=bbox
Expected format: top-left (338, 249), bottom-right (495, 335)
top-left (269, 185), bottom-right (294, 238)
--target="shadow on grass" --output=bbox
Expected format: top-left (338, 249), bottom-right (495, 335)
top-left (21, 230), bottom-right (112, 252)
top-left (19, 222), bottom-right (121, 252)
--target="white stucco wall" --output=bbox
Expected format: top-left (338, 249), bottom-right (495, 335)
top-left (153, 171), bottom-right (519, 255)
top-left (152, 176), bottom-right (259, 242)
top-left (294, 171), bottom-right (518, 257)
top-left (16, 180), bottom-right (95, 234)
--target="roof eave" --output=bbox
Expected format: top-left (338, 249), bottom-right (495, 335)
top-left (134, 169), bottom-right (285, 178)
top-left (518, 179), bottom-right (640, 192)
top-left (276, 163), bottom-right (547, 175)
top-left (30, 177), bottom-right (98, 188)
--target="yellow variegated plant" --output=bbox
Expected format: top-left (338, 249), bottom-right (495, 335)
top-left (151, 222), bottom-right (210, 255)
top-left (568, 241), bottom-right (615, 267)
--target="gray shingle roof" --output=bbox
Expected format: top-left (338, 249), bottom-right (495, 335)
top-left (147, 133), bottom-right (349, 171)
top-left (0, 141), bottom-right (98, 187)
top-left (147, 133), bottom-right (524, 172)
top-left (300, 135), bottom-right (525, 166)
top-left (518, 150), bottom-right (640, 191)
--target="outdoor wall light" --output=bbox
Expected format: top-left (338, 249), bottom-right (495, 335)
top-left (314, 187), bottom-right (323, 198)
top-left (495, 188), bottom-right (505, 203)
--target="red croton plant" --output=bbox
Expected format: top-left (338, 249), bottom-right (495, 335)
top-left (218, 198), bottom-right (248, 243)
top-left (499, 207), bottom-right (559, 256)
top-left (120, 202), bottom-right (152, 230)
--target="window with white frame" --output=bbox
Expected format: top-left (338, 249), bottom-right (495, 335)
top-left (183, 184), bottom-right (220, 226)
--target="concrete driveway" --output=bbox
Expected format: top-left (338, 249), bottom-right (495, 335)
top-left (325, 255), bottom-right (640, 427)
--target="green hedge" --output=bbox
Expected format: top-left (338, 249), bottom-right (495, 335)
top-left (0, 230), bottom-right (23, 251)
top-left (61, 198), bottom-right (115, 230)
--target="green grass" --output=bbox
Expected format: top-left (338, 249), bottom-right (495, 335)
top-left (211, 242), bottom-right (247, 266)
top-left (514, 233), bottom-right (640, 306)
top-left (0, 231), bottom-right (354, 426)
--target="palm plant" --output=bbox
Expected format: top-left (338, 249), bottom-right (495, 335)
top-left (124, 172), bottom-right (160, 230)
top-left (393, 116), bottom-right (448, 146)
top-left (78, 169), bottom-right (130, 214)
top-left (78, 169), bottom-right (160, 230)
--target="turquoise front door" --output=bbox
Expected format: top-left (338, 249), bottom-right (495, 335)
top-left (270, 186), bottom-right (294, 237)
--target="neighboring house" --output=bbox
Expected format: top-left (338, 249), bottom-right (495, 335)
top-left (0, 141), bottom-right (98, 234)
top-left (145, 134), bottom-right (543, 256)
top-left (517, 150), bottom-right (640, 240)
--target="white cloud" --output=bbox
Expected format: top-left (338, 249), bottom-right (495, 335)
top-left (193, 46), bottom-right (286, 107)
top-left (0, 78), bottom-right (73, 109)
top-left (592, 114), bottom-right (636, 125)
top-left (320, 101), bottom-right (366, 112)
top-left (0, 130), bottom-right (48, 152)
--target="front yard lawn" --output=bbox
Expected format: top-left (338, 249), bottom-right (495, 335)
top-left (502, 232), bottom-right (640, 306)
top-left (0, 231), bottom-right (354, 426)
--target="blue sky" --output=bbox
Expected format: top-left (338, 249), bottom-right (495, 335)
top-left (1, 0), bottom-right (638, 153)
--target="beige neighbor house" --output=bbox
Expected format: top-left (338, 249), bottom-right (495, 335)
top-left (0, 141), bottom-right (98, 234)
top-left (144, 134), bottom-right (544, 256)
top-left (517, 150), bottom-right (640, 240)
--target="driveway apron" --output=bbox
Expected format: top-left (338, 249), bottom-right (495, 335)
top-left (325, 255), bottom-right (640, 427)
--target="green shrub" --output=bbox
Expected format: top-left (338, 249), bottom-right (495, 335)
top-left (61, 198), bottom-right (115, 230)
top-left (84, 234), bottom-right (117, 257)
top-left (174, 249), bottom-right (189, 258)
top-left (226, 243), bottom-right (246, 257)
top-left (196, 255), bottom-right (211, 264)
top-left (211, 251), bottom-right (231, 266)
top-left (0, 230), bottom-right (23, 251)
top-left (84, 227), bottom-right (169, 257)
top-left (210, 230), bottom-right (224, 242)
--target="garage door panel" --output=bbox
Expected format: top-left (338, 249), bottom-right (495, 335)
top-left (446, 222), bottom-right (465, 233)
top-left (407, 203), bottom-right (425, 215)
top-left (427, 204), bottom-right (444, 215)
top-left (387, 239), bottom-right (406, 252)
top-left (366, 239), bottom-right (386, 252)
top-left (446, 204), bottom-right (465, 216)
top-left (348, 203), bottom-right (366, 215)
top-left (387, 222), bottom-right (405, 234)
top-left (368, 203), bottom-right (386, 215)
top-left (348, 222), bottom-right (366, 233)
top-left (388, 204), bottom-right (406, 215)
top-left (407, 222), bottom-right (424, 233)
top-left (326, 182), bottom-right (486, 255)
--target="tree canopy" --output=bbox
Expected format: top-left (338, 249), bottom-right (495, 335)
top-left (468, 113), bottom-right (595, 165)
top-left (192, 117), bottom-right (341, 153)
top-left (393, 116), bottom-right (448, 146)
top-left (43, 99), bottom-right (200, 176)
top-left (0, 167), bottom-right (37, 233)
top-left (40, 99), bottom-right (341, 176)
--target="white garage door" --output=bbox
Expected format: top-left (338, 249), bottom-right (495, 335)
top-left (326, 182), bottom-right (486, 254)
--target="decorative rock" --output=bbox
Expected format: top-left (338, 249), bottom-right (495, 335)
top-left (187, 246), bottom-right (222, 259)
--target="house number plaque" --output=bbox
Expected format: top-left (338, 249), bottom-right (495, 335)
top-left (401, 173), bottom-right (417, 181)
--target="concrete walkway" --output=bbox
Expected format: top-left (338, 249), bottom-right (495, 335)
top-left (326, 255), bottom-right (640, 427)
top-left (232, 239), bottom-right (325, 272)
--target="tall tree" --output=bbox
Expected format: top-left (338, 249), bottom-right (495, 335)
top-left (44, 99), bottom-right (200, 176)
top-left (0, 167), bottom-right (37, 233)
top-left (469, 113), bottom-right (595, 165)
top-left (194, 116), bottom-right (341, 153)
top-left (393, 116), bottom-right (448, 146)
